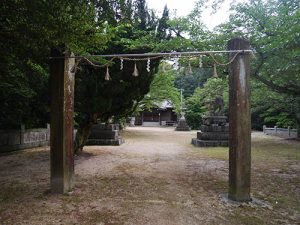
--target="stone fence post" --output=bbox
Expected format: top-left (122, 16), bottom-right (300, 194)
top-left (275, 126), bottom-right (277, 134)
top-left (47, 123), bottom-right (51, 141)
top-left (263, 125), bottom-right (266, 133)
top-left (288, 126), bottom-right (291, 137)
top-left (20, 124), bottom-right (25, 145)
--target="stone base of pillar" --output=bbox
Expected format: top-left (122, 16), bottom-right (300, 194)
top-left (86, 138), bottom-right (124, 146)
top-left (129, 117), bottom-right (135, 127)
top-left (192, 116), bottom-right (229, 147)
top-left (175, 117), bottom-right (190, 131)
top-left (192, 139), bottom-right (228, 147)
top-left (86, 124), bottom-right (124, 146)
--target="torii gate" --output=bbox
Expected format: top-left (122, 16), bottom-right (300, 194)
top-left (49, 38), bottom-right (251, 202)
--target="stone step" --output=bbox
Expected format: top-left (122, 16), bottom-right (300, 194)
top-left (175, 127), bottom-right (191, 131)
top-left (91, 124), bottom-right (119, 131)
top-left (176, 119), bottom-right (191, 131)
top-left (86, 138), bottom-right (124, 146)
top-left (192, 138), bottom-right (229, 147)
top-left (88, 130), bottom-right (119, 139)
top-left (201, 124), bottom-right (229, 132)
top-left (142, 122), bottom-right (160, 127)
top-left (203, 116), bottom-right (227, 125)
top-left (197, 132), bottom-right (228, 140)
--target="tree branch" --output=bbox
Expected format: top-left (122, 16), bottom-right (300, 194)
top-left (252, 52), bottom-right (300, 97)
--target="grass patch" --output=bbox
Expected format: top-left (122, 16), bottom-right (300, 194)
top-left (252, 173), bottom-right (300, 214)
top-left (252, 143), bottom-right (299, 162)
top-left (252, 134), bottom-right (299, 160)
top-left (191, 135), bottom-right (299, 163)
top-left (0, 180), bottom-right (30, 203)
top-left (200, 147), bottom-right (228, 160)
top-left (79, 208), bottom-right (128, 225)
top-left (227, 212), bottom-right (266, 225)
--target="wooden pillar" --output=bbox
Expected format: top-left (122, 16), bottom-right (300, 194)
top-left (228, 38), bottom-right (251, 202)
top-left (50, 49), bottom-right (75, 194)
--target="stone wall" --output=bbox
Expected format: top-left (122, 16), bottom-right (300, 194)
top-left (263, 125), bottom-right (297, 138)
top-left (0, 125), bottom-right (50, 153)
top-left (86, 123), bottom-right (124, 146)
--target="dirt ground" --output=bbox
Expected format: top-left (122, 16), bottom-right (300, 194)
top-left (0, 127), bottom-right (299, 225)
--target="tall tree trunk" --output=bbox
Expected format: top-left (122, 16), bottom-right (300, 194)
top-left (74, 113), bottom-right (99, 154)
top-left (74, 122), bottom-right (92, 155)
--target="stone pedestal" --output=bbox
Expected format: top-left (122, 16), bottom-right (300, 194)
top-left (175, 116), bottom-right (191, 131)
top-left (86, 124), bottom-right (124, 146)
top-left (192, 116), bottom-right (229, 147)
top-left (129, 117), bottom-right (135, 127)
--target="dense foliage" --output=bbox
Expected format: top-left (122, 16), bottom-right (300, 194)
top-left (214, 0), bottom-right (300, 132)
top-left (181, 0), bottom-right (300, 135)
top-left (185, 77), bottom-right (228, 129)
top-left (73, 0), bottom-right (175, 153)
top-left (1, 0), bottom-right (299, 141)
top-left (174, 67), bottom-right (212, 98)
top-left (137, 63), bottom-right (181, 114)
top-left (0, 0), bottom-right (174, 153)
top-left (0, 0), bottom-right (101, 129)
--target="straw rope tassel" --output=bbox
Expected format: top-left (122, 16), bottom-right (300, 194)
top-left (146, 58), bottom-right (151, 72)
top-left (105, 66), bottom-right (110, 80)
top-left (188, 61), bottom-right (193, 74)
top-left (120, 58), bottom-right (124, 70)
top-left (174, 57), bottom-right (179, 70)
top-left (199, 55), bottom-right (203, 68)
top-left (132, 62), bottom-right (139, 77)
top-left (212, 63), bottom-right (218, 77)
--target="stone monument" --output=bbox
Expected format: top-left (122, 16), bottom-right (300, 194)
top-left (129, 117), bottom-right (135, 127)
top-left (192, 96), bottom-right (229, 147)
top-left (86, 123), bottom-right (124, 146)
top-left (176, 88), bottom-right (191, 131)
top-left (175, 112), bottom-right (191, 131)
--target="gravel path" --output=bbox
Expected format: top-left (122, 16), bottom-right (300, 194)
top-left (74, 127), bottom-right (229, 225)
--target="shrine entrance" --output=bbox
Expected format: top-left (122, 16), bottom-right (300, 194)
top-left (49, 38), bottom-right (252, 202)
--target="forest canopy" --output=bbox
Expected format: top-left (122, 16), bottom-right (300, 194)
top-left (0, 0), bottom-right (299, 141)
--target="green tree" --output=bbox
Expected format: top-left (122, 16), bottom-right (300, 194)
top-left (138, 63), bottom-right (181, 114)
top-left (0, 0), bottom-right (174, 152)
top-left (0, 0), bottom-right (104, 129)
top-left (74, 0), bottom-right (173, 153)
top-left (251, 80), bottom-right (298, 130)
top-left (156, 5), bottom-right (171, 40)
top-left (174, 67), bottom-right (212, 98)
top-left (186, 77), bottom-right (228, 129)
top-left (216, 0), bottom-right (300, 136)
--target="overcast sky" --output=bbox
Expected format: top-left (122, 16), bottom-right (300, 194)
top-left (147, 0), bottom-right (233, 30)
